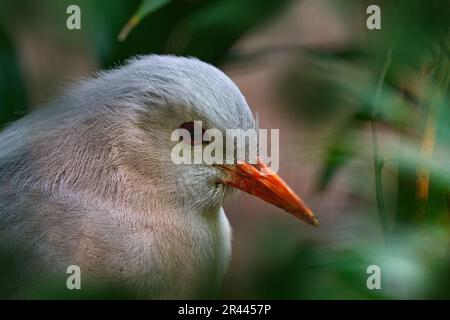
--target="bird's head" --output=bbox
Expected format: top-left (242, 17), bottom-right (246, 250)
top-left (81, 55), bottom-right (318, 226)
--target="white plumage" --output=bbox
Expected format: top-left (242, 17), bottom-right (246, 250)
top-left (0, 55), bottom-right (316, 298)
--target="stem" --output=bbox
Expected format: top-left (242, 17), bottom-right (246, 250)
top-left (371, 122), bottom-right (387, 236)
top-left (416, 49), bottom-right (450, 221)
top-left (446, 192), bottom-right (450, 261)
top-left (370, 41), bottom-right (396, 240)
top-left (415, 62), bottom-right (444, 218)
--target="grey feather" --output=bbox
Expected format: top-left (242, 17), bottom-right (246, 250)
top-left (0, 55), bottom-right (255, 298)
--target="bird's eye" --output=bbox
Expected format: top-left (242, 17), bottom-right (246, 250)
top-left (179, 121), bottom-right (207, 146)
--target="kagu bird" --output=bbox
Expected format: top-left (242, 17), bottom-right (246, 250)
top-left (0, 55), bottom-right (318, 298)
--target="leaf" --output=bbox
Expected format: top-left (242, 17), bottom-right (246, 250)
top-left (168, 0), bottom-right (294, 63)
top-left (102, 0), bottom-right (294, 66)
top-left (0, 24), bottom-right (28, 127)
top-left (316, 111), bottom-right (368, 192)
top-left (117, 0), bottom-right (172, 42)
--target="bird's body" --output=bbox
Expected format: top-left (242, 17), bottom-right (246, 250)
top-left (0, 181), bottom-right (231, 298)
top-left (0, 55), bottom-right (317, 298)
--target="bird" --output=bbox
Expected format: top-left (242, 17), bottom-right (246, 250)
top-left (0, 55), bottom-right (318, 298)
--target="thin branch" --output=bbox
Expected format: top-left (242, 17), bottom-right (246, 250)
top-left (370, 39), bottom-right (397, 240)
top-left (446, 192), bottom-right (450, 264)
top-left (416, 44), bottom-right (450, 223)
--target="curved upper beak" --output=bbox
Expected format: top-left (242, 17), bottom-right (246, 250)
top-left (217, 158), bottom-right (319, 227)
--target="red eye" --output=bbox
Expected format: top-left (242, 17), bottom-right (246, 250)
top-left (179, 121), bottom-right (207, 146)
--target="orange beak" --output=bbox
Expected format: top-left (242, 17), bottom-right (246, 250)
top-left (217, 158), bottom-right (319, 227)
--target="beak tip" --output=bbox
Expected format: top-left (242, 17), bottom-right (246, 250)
top-left (310, 216), bottom-right (320, 227)
top-left (218, 161), bottom-right (320, 228)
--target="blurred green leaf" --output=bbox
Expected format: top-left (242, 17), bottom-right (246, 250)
top-left (316, 112), bottom-right (368, 192)
top-left (118, 0), bottom-right (172, 42)
top-left (280, 57), bottom-right (349, 122)
top-left (64, 0), bottom-right (295, 67)
top-left (166, 0), bottom-right (294, 63)
top-left (0, 23), bottom-right (27, 127)
top-left (223, 221), bottom-right (450, 299)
